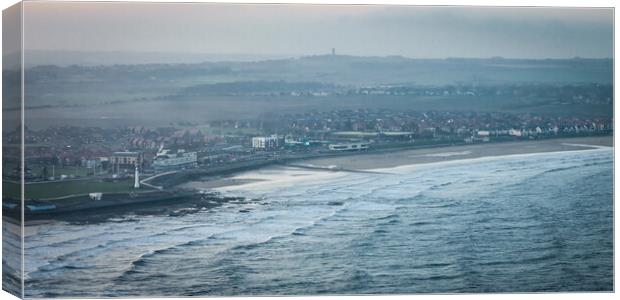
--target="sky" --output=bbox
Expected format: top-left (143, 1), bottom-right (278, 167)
top-left (17, 2), bottom-right (615, 60)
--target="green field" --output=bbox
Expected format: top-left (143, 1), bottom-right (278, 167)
top-left (3, 178), bottom-right (138, 200)
top-left (27, 164), bottom-right (92, 178)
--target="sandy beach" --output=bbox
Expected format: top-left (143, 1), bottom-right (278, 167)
top-left (182, 165), bottom-right (346, 192)
top-left (184, 136), bottom-right (612, 192)
top-left (301, 136), bottom-right (613, 170)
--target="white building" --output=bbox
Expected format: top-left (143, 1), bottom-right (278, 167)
top-left (509, 129), bottom-right (523, 137)
top-left (252, 135), bottom-right (280, 149)
top-left (152, 149), bottom-right (198, 171)
top-left (477, 130), bottom-right (490, 137)
top-left (328, 142), bottom-right (370, 151)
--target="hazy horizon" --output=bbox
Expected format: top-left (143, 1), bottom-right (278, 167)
top-left (2, 49), bottom-right (612, 68)
top-left (7, 2), bottom-right (613, 66)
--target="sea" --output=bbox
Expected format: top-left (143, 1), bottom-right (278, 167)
top-left (17, 147), bottom-right (613, 297)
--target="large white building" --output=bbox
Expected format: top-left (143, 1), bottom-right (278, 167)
top-left (252, 135), bottom-right (280, 149)
top-left (328, 142), bottom-right (370, 151)
top-left (477, 130), bottom-right (490, 137)
top-left (509, 129), bottom-right (523, 137)
top-left (152, 149), bottom-right (198, 170)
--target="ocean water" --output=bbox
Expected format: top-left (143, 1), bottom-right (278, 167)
top-left (22, 148), bottom-right (613, 297)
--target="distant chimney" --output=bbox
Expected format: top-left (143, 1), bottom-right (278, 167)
top-left (331, 48), bottom-right (335, 56)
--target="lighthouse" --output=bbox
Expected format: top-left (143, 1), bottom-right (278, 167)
top-left (134, 164), bottom-right (140, 189)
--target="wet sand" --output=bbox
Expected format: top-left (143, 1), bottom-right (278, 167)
top-left (195, 136), bottom-right (612, 191)
top-left (182, 178), bottom-right (266, 190)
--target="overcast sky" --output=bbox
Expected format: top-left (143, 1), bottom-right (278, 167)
top-left (20, 2), bottom-right (614, 59)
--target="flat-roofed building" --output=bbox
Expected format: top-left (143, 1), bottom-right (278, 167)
top-left (252, 135), bottom-right (281, 149)
top-left (109, 151), bottom-right (143, 173)
top-left (477, 130), bottom-right (490, 137)
top-left (328, 142), bottom-right (370, 151)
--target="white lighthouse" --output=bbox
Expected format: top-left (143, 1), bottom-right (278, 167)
top-left (134, 164), bottom-right (140, 189)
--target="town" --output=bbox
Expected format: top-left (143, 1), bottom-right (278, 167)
top-left (3, 108), bottom-right (612, 190)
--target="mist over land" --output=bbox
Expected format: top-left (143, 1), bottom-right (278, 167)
top-left (3, 3), bottom-right (611, 129)
top-left (3, 53), bottom-right (611, 130)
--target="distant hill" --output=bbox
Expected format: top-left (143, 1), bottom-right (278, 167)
top-left (19, 50), bottom-right (292, 67)
top-left (4, 55), bottom-right (613, 109)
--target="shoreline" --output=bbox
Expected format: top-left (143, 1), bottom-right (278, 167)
top-left (155, 135), bottom-right (612, 189)
top-left (190, 136), bottom-right (612, 192)
top-left (12, 135), bottom-right (612, 222)
top-left (296, 135), bottom-right (612, 171)
top-left (12, 192), bottom-right (247, 225)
